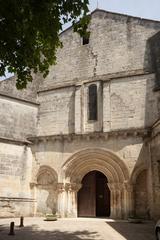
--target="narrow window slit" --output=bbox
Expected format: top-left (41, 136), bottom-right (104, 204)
top-left (88, 84), bottom-right (97, 121)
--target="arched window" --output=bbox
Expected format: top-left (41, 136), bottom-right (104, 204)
top-left (88, 84), bottom-right (97, 121)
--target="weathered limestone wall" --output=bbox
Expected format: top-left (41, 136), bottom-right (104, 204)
top-left (134, 170), bottom-right (149, 218)
top-left (0, 94), bottom-right (38, 217)
top-left (0, 95), bottom-right (38, 140)
top-left (0, 143), bottom-right (34, 217)
top-left (0, 74), bottom-right (41, 102)
top-left (38, 87), bottom-right (75, 136)
top-left (38, 74), bottom-right (159, 135)
top-left (104, 74), bottom-right (159, 131)
top-left (39, 10), bottom-right (160, 89)
top-left (150, 119), bottom-right (160, 220)
top-left (37, 10), bottom-right (160, 136)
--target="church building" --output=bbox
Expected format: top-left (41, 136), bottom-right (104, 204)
top-left (0, 9), bottom-right (160, 220)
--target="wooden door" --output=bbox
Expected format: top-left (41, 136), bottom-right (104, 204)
top-left (96, 172), bottom-right (110, 217)
top-left (78, 171), bottom-right (110, 217)
top-left (78, 171), bottom-right (96, 217)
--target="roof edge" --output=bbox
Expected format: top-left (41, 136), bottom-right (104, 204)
top-left (60, 8), bottom-right (160, 36)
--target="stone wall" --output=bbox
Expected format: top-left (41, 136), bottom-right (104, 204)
top-left (37, 9), bottom-right (160, 136)
top-left (39, 10), bottom-right (160, 89)
top-left (0, 142), bottom-right (33, 217)
top-left (0, 95), bottom-right (38, 140)
top-left (38, 86), bottom-right (75, 136)
top-left (0, 95), bottom-right (38, 217)
top-left (0, 74), bottom-right (41, 103)
top-left (37, 73), bottom-right (159, 136)
top-left (105, 74), bottom-right (159, 131)
top-left (150, 119), bottom-right (160, 220)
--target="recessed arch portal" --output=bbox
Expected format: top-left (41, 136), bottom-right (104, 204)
top-left (62, 148), bottom-right (129, 184)
top-left (62, 148), bottom-right (130, 219)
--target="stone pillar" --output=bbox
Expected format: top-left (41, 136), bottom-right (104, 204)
top-left (66, 183), bottom-right (82, 217)
top-left (30, 182), bottom-right (37, 216)
top-left (57, 183), bottom-right (66, 217)
top-left (108, 183), bottom-right (124, 219)
top-left (116, 184), bottom-right (123, 219)
top-left (123, 182), bottom-right (134, 218)
top-left (108, 183), bottom-right (116, 218)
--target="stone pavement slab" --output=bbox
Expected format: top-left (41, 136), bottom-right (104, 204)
top-left (0, 217), bottom-right (155, 240)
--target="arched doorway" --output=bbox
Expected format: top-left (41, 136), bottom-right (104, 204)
top-left (78, 171), bottom-right (110, 217)
top-left (62, 148), bottom-right (130, 218)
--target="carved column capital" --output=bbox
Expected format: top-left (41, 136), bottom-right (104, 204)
top-left (57, 183), bottom-right (65, 193)
top-left (65, 183), bottom-right (82, 192)
top-left (123, 182), bottom-right (134, 192)
top-left (108, 182), bottom-right (123, 191)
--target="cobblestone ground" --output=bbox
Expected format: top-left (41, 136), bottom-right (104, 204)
top-left (0, 217), bottom-right (155, 240)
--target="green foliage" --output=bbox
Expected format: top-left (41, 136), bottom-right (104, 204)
top-left (0, 0), bottom-right (89, 89)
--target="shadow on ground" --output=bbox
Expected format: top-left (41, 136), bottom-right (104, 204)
top-left (0, 224), bottom-right (102, 240)
top-left (107, 221), bottom-right (155, 240)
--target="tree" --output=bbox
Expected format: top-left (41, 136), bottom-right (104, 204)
top-left (0, 0), bottom-right (90, 89)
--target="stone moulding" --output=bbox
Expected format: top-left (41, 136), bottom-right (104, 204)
top-left (0, 197), bottom-right (36, 202)
top-left (38, 69), bottom-right (154, 93)
top-left (28, 128), bottom-right (151, 144)
top-left (0, 92), bottom-right (39, 106)
top-left (0, 136), bottom-right (32, 145)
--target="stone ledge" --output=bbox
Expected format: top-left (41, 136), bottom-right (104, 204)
top-left (28, 128), bottom-right (151, 143)
top-left (0, 136), bottom-right (32, 145)
top-left (0, 92), bottom-right (39, 106)
top-left (0, 197), bottom-right (36, 202)
top-left (38, 70), bottom-right (154, 93)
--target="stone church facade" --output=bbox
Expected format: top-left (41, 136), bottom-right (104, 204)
top-left (0, 9), bottom-right (160, 220)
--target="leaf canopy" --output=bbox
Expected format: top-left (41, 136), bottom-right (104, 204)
top-left (0, 0), bottom-right (90, 89)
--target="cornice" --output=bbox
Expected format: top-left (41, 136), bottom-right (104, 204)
top-left (28, 128), bottom-right (151, 144)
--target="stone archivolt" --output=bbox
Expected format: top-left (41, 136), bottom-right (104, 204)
top-left (57, 148), bottom-right (132, 218)
top-left (62, 148), bottom-right (129, 184)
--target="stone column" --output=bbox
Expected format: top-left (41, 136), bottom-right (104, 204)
top-left (57, 183), bottom-right (66, 217)
top-left (108, 183), bottom-right (116, 218)
top-left (116, 183), bottom-right (123, 219)
top-left (123, 182), bottom-right (134, 218)
top-left (108, 183), bottom-right (124, 219)
top-left (30, 182), bottom-right (37, 216)
top-left (66, 183), bottom-right (82, 217)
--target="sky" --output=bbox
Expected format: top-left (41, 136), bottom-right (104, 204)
top-left (1, 0), bottom-right (160, 80)
top-left (89, 0), bottom-right (160, 21)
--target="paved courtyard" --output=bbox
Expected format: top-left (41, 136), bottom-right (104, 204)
top-left (0, 217), bottom-right (155, 240)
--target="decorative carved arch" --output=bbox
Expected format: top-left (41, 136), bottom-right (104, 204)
top-left (130, 164), bottom-right (148, 184)
top-left (62, 148), bottom-right (129, 184)
top-left (36, 165), bottom-right (58, 186)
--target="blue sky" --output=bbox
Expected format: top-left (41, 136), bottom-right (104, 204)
top-left (1, 0), bottom-right (160, 80)
top-left (89, 0), bottom-right (160, 21)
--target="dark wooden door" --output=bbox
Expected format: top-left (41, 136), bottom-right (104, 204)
top-left (78, 171), bottom-right (96, 217)
top-left (78, 171), bottom-right (110, 217)
top-left (96, 172), bottom-right (110, 217)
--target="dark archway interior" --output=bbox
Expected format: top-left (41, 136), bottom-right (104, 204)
top-left (78, 171), bottom-right (110, 217)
